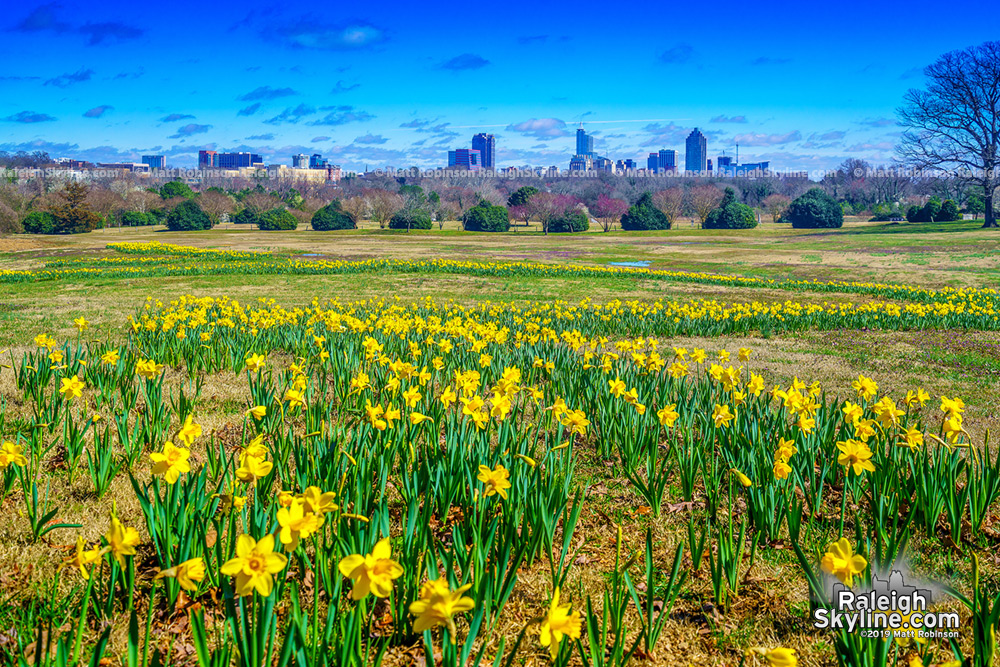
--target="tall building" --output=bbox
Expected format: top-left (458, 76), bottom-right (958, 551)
top-left (309, 154), bottom-right (329, 169)
top-left (216, 152), bottom-right (263, 169)
top-left (198, 150), bottom-right (217, 169)
top-left (685, 128), bottom-right (707, 172)
top-left (647, 149), bottom-right (677, 173)
top-left (569, 154), bottom-right (593, 172)
top-left (576, 127), bottom-right (594, 157)
top-left (717, 155), bottom-right (734, 173)
top-left (471, 133), bottom-right (495, 169)
top-left (447, 148), bottom-right (481, 170)
top-left (142, 155), bottom-right (165, 170)
top-left (293, 154), bottom-right (309, 168)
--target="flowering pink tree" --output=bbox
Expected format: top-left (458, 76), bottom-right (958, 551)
top-left (591, 194), bottom-right (628, 232)
top-left (528, 193), bottom-right (580, 235)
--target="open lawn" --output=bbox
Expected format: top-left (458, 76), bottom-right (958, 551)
top-left (0, 220), bottom-right (998, 667)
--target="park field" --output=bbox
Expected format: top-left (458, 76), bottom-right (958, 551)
top-left (1, 217), bottom-right (999, 667)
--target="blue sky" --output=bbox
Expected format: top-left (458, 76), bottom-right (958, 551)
top-left (2, 0), bottom-right (997, 171)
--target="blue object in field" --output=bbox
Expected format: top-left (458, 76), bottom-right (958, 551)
top-left (301, 253), bottom-right (322, 257)
top-left (608, 261), bottom-right (650, 268)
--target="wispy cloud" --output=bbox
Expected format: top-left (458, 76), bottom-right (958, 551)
top-left (246, 133), bottom-right (275, 141)
top-left (505, 117), bottom-right (568, 139)
top-left (264, 103), bottom-right (316, 125)
top-left (711, 115), bottom-right (747, 124)
top-left (168, 123), bottom-right (212, 138)
top-left (237, 104), bottom-right (261, 116)
top-left (311, 135), bottom-right (330, 143)
top-left (308, 106), bottom-right (374, 126)
top-left (83, 105), bottom-right (113, 118)
top-left (238, 85), bottom-right (297, 101)
top-left (354, 133), bottom-right (388, 144)
top-left (11, 4), bottom-right (142, 44)
top-left (331, 80), bottom-right (360, 94)
top-left (517, 35), bottom-right (547, 45)
top-left (732, 130), bottom-right (802, 146)
top-left (160, 113), bottom-right (195, 122)
top-left (439, 54), bottom-right (490, 71)
top-left (79, 21), bottom-right (143, 45)
top-left (658, 44), bottom-right (693, 64)
top-left (44, 68), bottom-right (94, 88)
top-left (857, 117), bottom-right (896, 128)
top-left (269, 18), bottom-right (385, 50)
top-left (3, 110), bottom-right (57, 123)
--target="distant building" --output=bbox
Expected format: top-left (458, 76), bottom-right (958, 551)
top-left (309, 154), bottom-right (329, 169)
top-left (717, 155), bottom-right (734, 173)
top-left (647, 149), bottom-right (677, 173)
top-left (198, 150), bottom-right (217, 169)
top-left (448, 148), bottom-right (481, 170)
top-left (216, 152), bottom-right (262, 169)
top-left (472, 133), bottom-right (495, 169)
top-left (685, 128), bottom-right (707, 172)
top-left (576, 127), bottom-right (594, 157)
top-left (293, 154), bottom-right (309, 168)
top-left (141, 155), bottom-right (165, 170)
top-left (719, 160), bottom-right (770, 177)
top-left (615, 159), bottom-right (637, 173)
top-left (569, 154), bottom-right (592, 172)
top-left (707, 158), bottom-right (713, 173)
top-left (97, 162), bottom-right (150, 173)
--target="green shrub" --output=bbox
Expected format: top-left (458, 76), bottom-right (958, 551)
top-left (463, 203), bottom-right (510, 232)
top-left (166, 200), bottom-right (212, 231)
top-left (122, 211), bottom-right (158, 227)
top-left (232, 208), bottom-right (260, 225)
top-left (389, 209), bottom-right (432, 230)
top-left (548, 210), bottom-right (589, 233)
top-left (906, 205), bottom-right (921, 222)
top-left (258, 207), bottom-right (298, 231)
top-left (160, 180), bottom-right (195, 199)
top-left (703, 187), bottom-right (758, 229)
top-left (620, 192), bottom-right (670, 230)
top-left (311, 201), bottom-right (355, 231)
top-left (787, 188), bottom-right (844, 229)
top-left (22, 210), bottom-right (55, 234)
top-left (938, 199), bottom-right (960, 221)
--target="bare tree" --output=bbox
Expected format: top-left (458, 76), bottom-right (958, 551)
top-left (689, 185), bottom-right (724, 224)
top-left (199, 190), bottom-right (236, 224)
top-left (897, 40), bottom-right (1000, 227)
top-left (242, 192), bottom-right (281, 216)
top-left (366, 189), bottom-right (403, 229)
top-left (341, 195), bottom-right (370, 226)
top-left (652, 188), bottom-right (684, 224)
top-left (763, 194), bottom-right (791, 223)
top-left (125, 189), bottom-right (161, 214)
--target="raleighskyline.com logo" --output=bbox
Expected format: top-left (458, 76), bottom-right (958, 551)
top-left (812, 571), bottom-right (960, 640)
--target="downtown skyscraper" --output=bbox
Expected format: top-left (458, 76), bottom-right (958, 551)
top-left (685, 128), bottom-right (707, 172)
top-left (472, 133), bottom-right (495, 169)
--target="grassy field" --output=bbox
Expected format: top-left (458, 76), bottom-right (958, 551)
top-left (1, 219), bottom-right (999, 667)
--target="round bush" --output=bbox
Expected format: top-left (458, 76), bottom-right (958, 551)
top-left (703, 189), bottom-right (757, 229)
top-left (311, 201), bottom-right (355, 231)
top-left (22, 211), bottom-right (56, 234)
top-left (463, 204), bottom-right (510, 232)
top-left (122, 211), bottom-right (158, 227)
top-left (232, 208), bottom-right (260, 225)
top-left (389, 209), bottom-right (432, 230)
top-left (258, 207), bottom-right (298, 231)
top-left (787, 188), bottom-right (844, 229)
top-left (166, 200), bottom-right (212, 231)
top-left (620, 192), bottom-right (670, 230)
top-left (549, 210), bottom-right (589, 233)
top-left (938, 199), bottom-right (960, 221)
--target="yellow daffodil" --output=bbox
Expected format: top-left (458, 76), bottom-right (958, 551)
top-left (220, 534), bottom-right (288, 596)
top-left (338, 538), bottom-right (404, 600)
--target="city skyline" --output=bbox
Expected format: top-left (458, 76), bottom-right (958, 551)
top-left (3, 0), bottom-right (999, 172)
